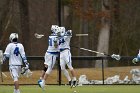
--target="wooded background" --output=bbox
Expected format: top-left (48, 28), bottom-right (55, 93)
top-left (0, 0), bottom-right (140, 69)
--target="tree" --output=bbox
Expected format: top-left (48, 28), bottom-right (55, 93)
top-left (95, 0), bottom-right (111, 67)
top-left (18, 0), bottom-right (30, 54)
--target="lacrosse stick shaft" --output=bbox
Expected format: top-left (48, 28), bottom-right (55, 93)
top-left (0, 64), bottom-right (3, 82)
top-left (71, 46), bottom-right (121, 60)
top-left (71, 46), bottom-right (109, 56)
top-left (80, 48), bottom-right (105, 55)
top-left (34, 33), bottom-right (88, 39)
top-left (0, 50), bottom-right (3, 82)
top-left (2, 72), bottom-right (7, 77)
top-left (75, 34), bottom-right (88, 36)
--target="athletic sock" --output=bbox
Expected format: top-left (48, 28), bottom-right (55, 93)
top-left (13, 89), bottom-right (16, 93)
top-left (16, 89), bottom-right (20, 93)
top-left (72, 77), bottom-right (77, 81)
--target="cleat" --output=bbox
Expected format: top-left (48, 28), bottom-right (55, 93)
top-left (71, 80), bottom-right (78, 88)
top-left (38, 79), bottom-right (45, 89)
top-left (69, 81), bottom-right (72, 86)
top-left (38, 79), bottom-right (42, 88)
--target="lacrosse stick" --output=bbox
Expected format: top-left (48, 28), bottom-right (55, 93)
top-left (18, 52), bottom-right (32, 77)
top-left (71, 46), bottom-right (121, 60)
top-left (34, 33), bottom-right (88, 39)
top-left (0, 50), bottom-right (3, 82)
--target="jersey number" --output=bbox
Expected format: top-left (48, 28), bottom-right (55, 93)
top-left (59, 38), bottom-right (65, 45)
top-left (49, 38), bottom-right (53, 46)
top-left (14, 47), bottom-right (19, 56)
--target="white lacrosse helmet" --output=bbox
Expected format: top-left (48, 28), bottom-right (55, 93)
top-left (57, 27), bottom-right (65, 36)
top-left (9, 33), bottom-right (18, 42)
top-left (51, 25), bottom-right (59, 33)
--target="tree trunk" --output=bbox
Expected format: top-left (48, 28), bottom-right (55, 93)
top-left (0, 0), bottom-right (13, 49)
top-left (95, 0), bottom-right (110, 68)
top-left (18, 0), bottom-right (30, 55)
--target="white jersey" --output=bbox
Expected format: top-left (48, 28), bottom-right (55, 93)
top-left (47, 35), bottom-right (59, 54)
top-left (4, 42), bottom-right (26, 65)
top-left (59, 33), bottom-right (72, 51)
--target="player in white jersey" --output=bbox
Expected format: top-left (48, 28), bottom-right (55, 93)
top-left (2, 33), bottom-right (29, 93)
top-left (38, 25), bottom-right (59, 89)
top-left (58, 27), bottom-right (77, 87)
top-left (132, 49), bottom-right (140, 64)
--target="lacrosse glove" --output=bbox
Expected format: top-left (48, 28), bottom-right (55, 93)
top-left (24, 62), bottom-right (29, 70)
top-left (132, 55), bottom-right (140, 64)
top-left (132, 58), bottom-right (139, 64)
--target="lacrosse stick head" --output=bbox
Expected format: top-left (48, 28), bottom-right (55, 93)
top-left (34, 33), bottom-right (44, 39)
top-left (21, 67), bottom-right (32, 77)
top-left (111, 54), bottom-right (121, 60)
top-left (0, 50), bottom-right (3, 64)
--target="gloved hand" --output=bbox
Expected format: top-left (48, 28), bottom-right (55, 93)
top-left (24, 62), bottom-right (29, 70)
top-left (132, 58), bottom-right (139, 64)
top-left (67, 30), bottom-right (72, 35)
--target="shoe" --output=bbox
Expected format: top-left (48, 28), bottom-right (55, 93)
top-left (71, 80), bottom-right (78, 88)
top-left (38, 79), bottom-right (42, 88)
top-left (38, 79), bottom-right (45, 89)
top-left (69, 81), bottom-right (72, 86)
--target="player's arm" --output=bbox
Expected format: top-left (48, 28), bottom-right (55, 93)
top-left (2, 44), bottom-right (11, 63)
top-left (20, 44), bottom-right (29, 69)
top-left (63, 30), bottom-right (72, 40)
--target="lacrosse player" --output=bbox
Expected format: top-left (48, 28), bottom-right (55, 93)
top-left (58, 27), bottom-right (77, 87)
top-left (132, 49), bottom-right (140, 64)
top-left (2, 33), bottom-right (29, 93)
top-left (38, 25), bottom-right (60, 89)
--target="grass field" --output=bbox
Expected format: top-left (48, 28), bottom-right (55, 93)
top-left (0, 85), bottom-right (140, 93)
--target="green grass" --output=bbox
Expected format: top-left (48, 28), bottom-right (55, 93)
top-left (0, 85), bottom-right (140, 93)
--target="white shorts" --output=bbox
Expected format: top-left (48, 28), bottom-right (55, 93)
top-left (60, 49), bottom-right (73, 70)
top-left (44, 52), bottom-right (58, 68)
top-left (9, 65), bottom-right (21, 81)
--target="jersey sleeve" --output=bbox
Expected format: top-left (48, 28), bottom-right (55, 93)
top-left (20, 44), bottom-right (27, 62)
top-left (3, 44), bottom-right (11, 62)
top-left (4, 44), bottom-right (11, 57)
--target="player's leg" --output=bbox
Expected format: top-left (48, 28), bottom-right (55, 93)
top-left (67, 63), bottom-right (77, 87)
top-left (38, 52), bottom-right (48, 87)
top-left (38, 53), bottom-right (57, 89)
top-left (40, 65), bottom-right (48, 79)
top-left (9, 66), bottom-right (21, 93)
top-left (64, 50), bottom-right (77, 87)
top-left (60, 58), bottom-right (71, 85)
top-left (39, 66), bottom-right (52, 89)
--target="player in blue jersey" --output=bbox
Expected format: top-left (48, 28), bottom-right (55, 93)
top-left (38, 25), bottom-right (60, 89)
top-left (58, 27), bottom-right (77, 88)
top-left (1, 33), bottom-right (29, 93)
